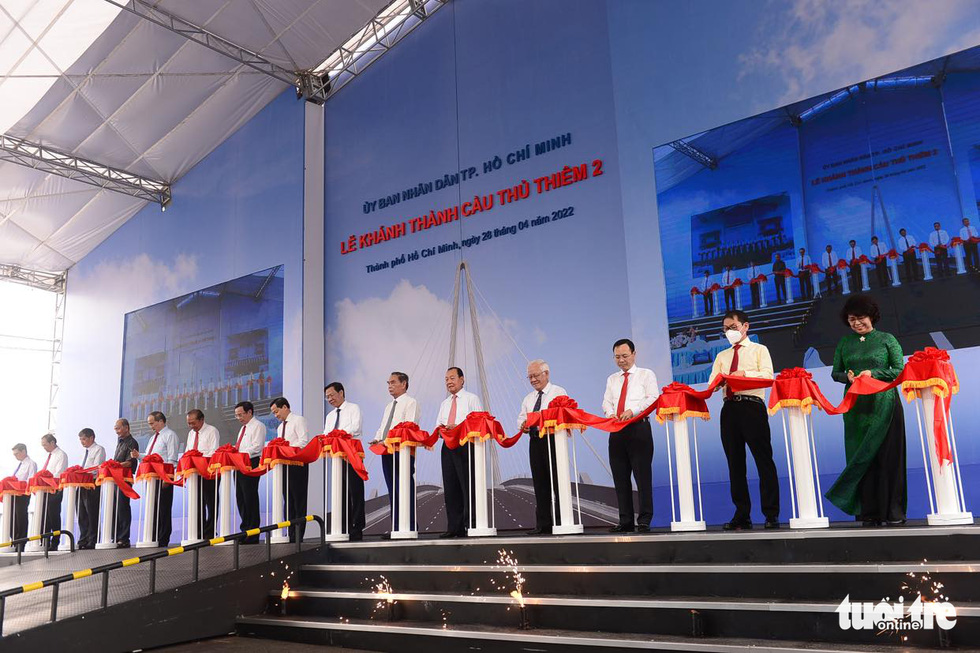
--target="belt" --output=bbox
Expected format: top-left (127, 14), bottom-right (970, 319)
top-left (723, 394), bottom-right (765, 406)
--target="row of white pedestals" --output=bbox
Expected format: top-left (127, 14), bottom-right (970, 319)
top-left (659, 386), bottom-right (971, 531)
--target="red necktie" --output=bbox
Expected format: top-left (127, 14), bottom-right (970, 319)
top-left (148, 433), bottom-right (159, 455)
top-left (447, 395), bottom-right (458, 425)
top-left (616, 372), bottom-right (630, 416)
top-left (193, 430), bottom-right (199, 450)
top-left (726, 344), bottom-right (742, 399)
top-left (236, 425), bottom-right (247, 449)
top-left (42, 453), bottom-right (51, 471)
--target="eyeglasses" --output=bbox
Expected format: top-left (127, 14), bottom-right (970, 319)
top-left (722, 324), bottom-right (742, 332)
top-left (527, 372), bottom-right (545, 381)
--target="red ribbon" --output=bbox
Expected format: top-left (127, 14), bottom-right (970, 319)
top-left (208, 445), bottom-right (260, 477)
top-left (690, 286), bottom-right (702, 296)
top-left (261, 437), bottom-right (322, 469)
top-left (884, 249), bottom-right (899, 260)
top-left (0, 476), bottom-right (26, 497)
top-left (835, 259), bottom-right (849, 270)
top-left (135, 454), bottom-right (181, 485)
top-left (59, 465), bottom-right (97, 490)
top-left (436, 412), bottom-right (522, 449)
top-left (749, 274), bottom-right (768, 284)
top-left (526, 395), bottom-right (632, 434)
top-left (177, 449), bottom-right (215, 480)
top-left (855, 255), bottom-right (872, 265)
top-left (319, 431), bottom-right (368, 481)
top-left (369, 421), bottom-right (439, 455)
top-left (950, 237), bottom-right (964, 247)
top-left (96, 460), bottom-right (140, 499)
top-left (918, 243), bottom-right (934, 253)
top-left (27, 470), bottom-right (61, 494)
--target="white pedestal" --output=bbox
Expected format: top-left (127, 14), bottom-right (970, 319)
top-left (954, 245), bottom-right (967, 275)
top-left (326, 457), bottom-right (349, 542)
top-left (24, 493), bottom-right (44, 552)
top-left (1, 494), bottom-right (14, 551)
top-left (781, 408), bottom-right (829, 530)
top-left (734, 285), bottom-right (743, 310)
top-left (921, 252), bottom-right (933, 281)
top-left (784, 275), bottom-right (794, 304)
top-left (918, 388), bottom-right (972, 525)
top-left (59, 486), bottom-right (77, 551)
top-left (136, 478), bottom-right (160, 548)
top-left (550, 429), bottom-right (584, 535)
top-left (96, 482), bottom-right (118, 549)
top-left (859, 264), bottom-right (870, 291)
top-left (467, 439), bottom-right (496, 537)
top-left (889, 257), bottom-right (901, 287)
top-left (181, 473), bottom-right (203, 546)
top-left (391, 446), bottom-right (417, 539)
top-left (216, 469), bottom-right (234, 545)
top-left (759, 283), bottom-right (767, 308)
top-left (691, 294), bottom-right (699, 319)
top-left (839, 268), bottom-right (851, 294)
top-left (270, 465), bottom-right (289, 544)
top-left (711, 289), bottom-right (722, 315)
top-left (666, 417), bottom-right (706, 532)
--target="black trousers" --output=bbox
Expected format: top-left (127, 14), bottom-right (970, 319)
top-left (200, 477), bottom-right (216, 539)
top-left (286, 464), bottom-right (309, 542)
top-left (774, 277), bottom-right (786, 303)
top-left (935, 248), bottom-right (951, 277)
top-left (902, 252), bottom-right (919, 281)
top-left (965, 242), bottom-right (980, 271)
top-left (341, 464), bottom-right (365, 540)
top-left (441, 442), bottom-right (471, 535)
top-left (825, 270), bottom-right (840, 294)
top-left (849, 262), bottom-right (862, 289)
top-left (156, 484), bottom-right (174, 547)
top-left (875, 260), bottom-right (889, 287)
top-left (13, 495), bottom-right (29, 548)
top-left (114, 488), bottom-right (132, 544)
top-left (236, 456), bottom-right (261, 543)
top-left (608, 419), bottom-right (653, 528)
top-left (382, 453), bottom-right (416, 530)
top-left (702, 292), bottom-right (713, 315)
top-left (77, 487), bottom-right (100, 548)
top-left (750, 283), bottom-right (760, 308)
top-left (724, 287), bottom-right (735, 311)
top-left (797, 272), bottom-right (813, 299)
top-left (42, 491), bottom-right (62, 547)
top-left (720, 400), bottom-right (779, 522)
top-left (529, 430), bottom-right (561, 530)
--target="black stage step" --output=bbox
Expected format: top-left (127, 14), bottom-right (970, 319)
top-left (236, 526), bottom-right (980, 651)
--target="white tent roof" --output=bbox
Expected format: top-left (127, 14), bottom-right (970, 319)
top-left (0, 0), bottom-right (388, 272)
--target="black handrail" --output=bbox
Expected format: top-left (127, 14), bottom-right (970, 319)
top-left (0, 515), bottom-right (324, 637)
top-left (0, 530), bottom-right (75, 564)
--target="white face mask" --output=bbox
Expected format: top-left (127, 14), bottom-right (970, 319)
top-left (726, 329), bottom-right (744, 346)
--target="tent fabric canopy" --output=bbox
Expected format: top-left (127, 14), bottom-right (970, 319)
top-left (0, 0), bottom-right (387, 273)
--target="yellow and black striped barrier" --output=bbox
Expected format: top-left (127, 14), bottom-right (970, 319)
top-left (0, 515), bottom-right (323, 636)
top-left (0, 529), bottom-right (75, 565)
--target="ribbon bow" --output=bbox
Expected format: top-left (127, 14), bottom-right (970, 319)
top-left (319, 431), bottom-right (368, 481)
top-left (96, 460), bottom-right (140, 499)
top-left (59, 465), bottom-right (98, 489)
top-left (0, 476), bottom-right (26, 497)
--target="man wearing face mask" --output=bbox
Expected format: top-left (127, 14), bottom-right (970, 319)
top-left (709, 310), bottom-right (779, 530)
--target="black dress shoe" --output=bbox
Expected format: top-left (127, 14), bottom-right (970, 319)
top-left (381, 533), bottom-right (392, 540)
top-left (349, 533), bottom-right (363, 542)
top-left (764, 520), bottom-right (780, 530)
top-left (527, 527), bottom-right (547, 535)
top-left (116, 541), bottom-right (131, 548)
top-left (438, 531), bottom-right (457, 539)
top-left (722, 520), bottom-right (752, 531)
top-left (609, 524), bottom-right (635, 533)
top-left (861, 519), bottom-right (881, 528)
top-left (885, 519), bottom-right (906, 527)
top-left (636, 525), bottom-right (651, 533)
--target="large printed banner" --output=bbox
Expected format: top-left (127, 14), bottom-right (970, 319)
top-left (654, 46), bottom-right (980, 383)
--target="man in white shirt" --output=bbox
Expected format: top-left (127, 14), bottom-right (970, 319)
top-left (722, 265), bottom-right (736, 312)
top-left (233, 401), bottom-right (267, 543)
top-left (602, 339), bottom-right (659, 533)
top-left (960, 217), bottom-right (979, 271)
top-left (10, 443), bottom-right (36, 546)
top-left (746, 261), bottom-right (761, 308)
top-left (437, 367), bottom-right (483, 538)
top-left (929, 221), bottom-right (951, 277)
top-left (845, 239), bottom-right (863, 291)
top-left (869, 236), bottom-right (889, 288)
top-left (185, 409), bottom-right (220, 539)
top-left (796, 248), bottom-right (813, 299)
top-left (76, 428), bottom-right (106, 549)
top-left (698, 270), bottom-right (713, 315)
top-left (39, 433), bottom-right (68, 546)
top-left (270, 396), bottom-right (310, 542)
top-left (132, 411), bottom-right (180, 546)
top-left (518, 360), bottom-right (567, 535)
top-left (709, 310), bottom-right (779, 530)
top-left (898, 228), bottom-right (919, 282)
top-left (325, 382), bottom-right (365, 541)
top-left (372, 372), bottom-right (421, 535)
top-left (822, 245), bottom-right (840, 295)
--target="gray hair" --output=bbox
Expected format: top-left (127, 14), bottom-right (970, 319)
top-left (527, 359), bottom-right (550, 373)
top-left (41, 433), bottom-right (56, 445)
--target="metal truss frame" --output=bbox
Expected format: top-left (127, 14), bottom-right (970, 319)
top-left (668, 139), bottom-right (718, 170)
top-left (0, 263), bottom-right (66, 293)
top-left (0, 134), bottom-right (171, 206)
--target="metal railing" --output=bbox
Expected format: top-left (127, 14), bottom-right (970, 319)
top-left (0, 515), bottom-right (323, 637)
top-left (0, 530), bottom-right (75, 564)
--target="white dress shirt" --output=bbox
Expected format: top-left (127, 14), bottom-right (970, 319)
top-left (822, 250), bottom-right (838, 269)
top-left (708, 339), bottom-right (774, 400)
top-left (899, 234), bottom-right (917, 251)
top-left (517, 382), bottom-right (568, 429)
top-left (185, 422), bottom-right (220, 456)
top-left (869, 242), bottom-right (885, 259)
top-left (140, 426), bottom-right (180, 465)
top-left (41, 447), bottom-right (69, 477)
top-left (11, 456), bottom-right (36, 481)
top-left (847, 245), bottom-right (862, 262)
top-left (797, 255), bottom-right (811, 270)
top-left (375, 393), bottom-right (421, 442)
top-left (747, 263), bottom-right (759, 278)
top-left (325, 401), bottom-right (363, 438)
top-left (699, 275), bottom-right (712, 292)
top-left (234, 418), bottom-right (268, 458)
top-left (436, 389), bottom-right (483, 427)
top-left (722, 269), bottom-right (735, 286)
top-left (929, 230), bottom-right (950, 247)
top-left (277, 413), bottom-right (309, 447)
top-left (960, 225), bottom-right (978, 240)
top-left (79, 443), bottom-right (106, 472)
top-left (602, 365), bottom-right (659, 417)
